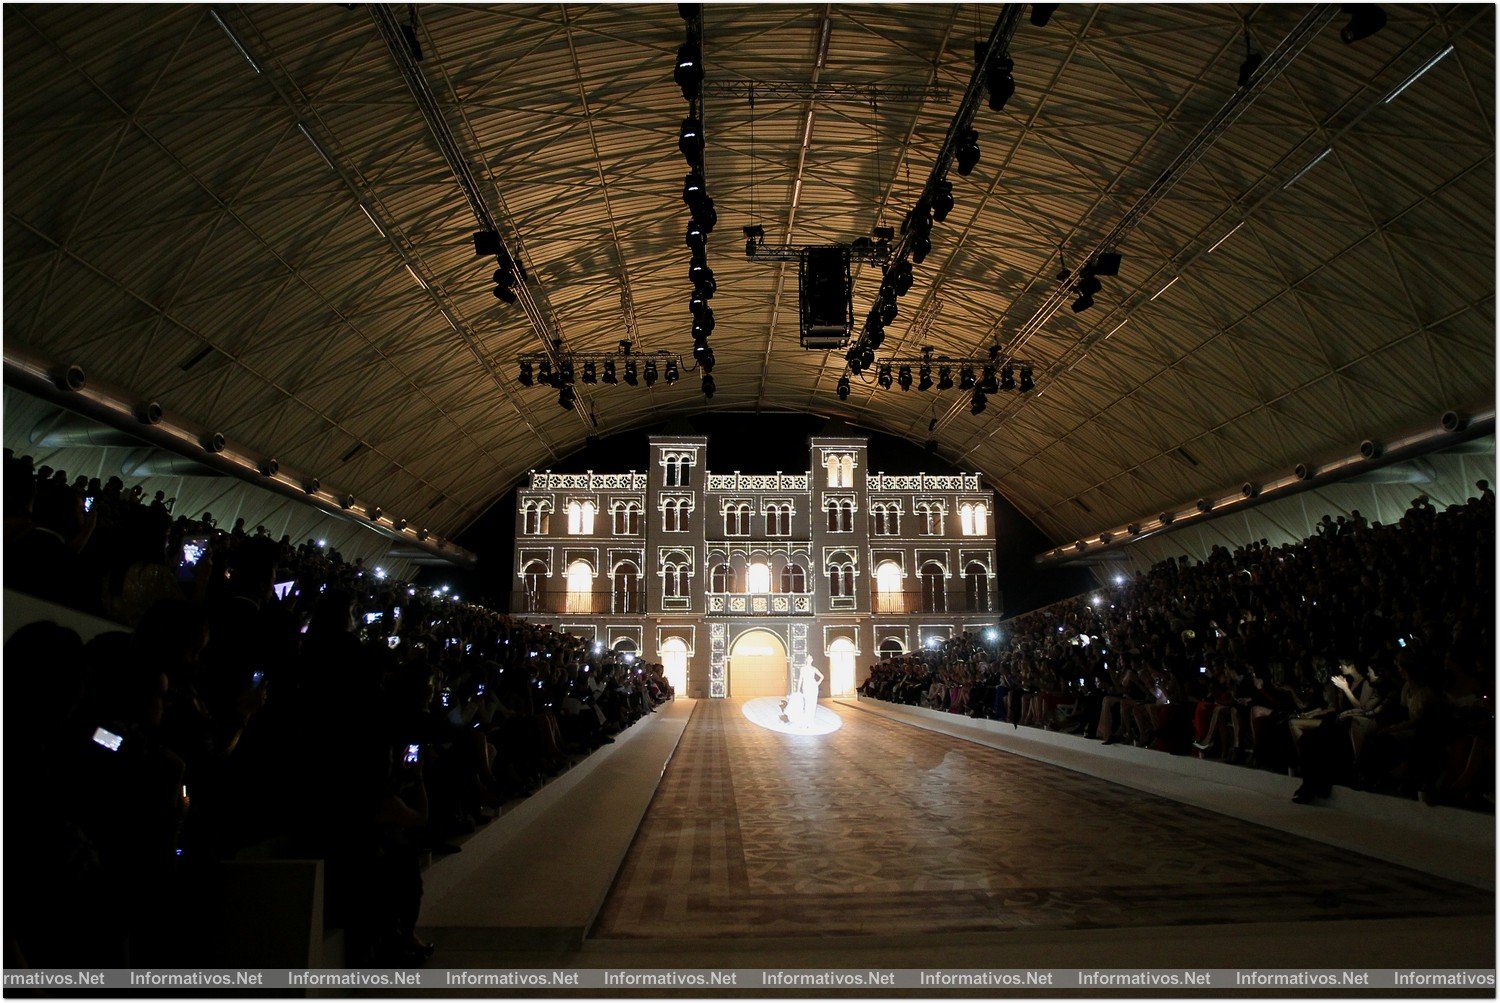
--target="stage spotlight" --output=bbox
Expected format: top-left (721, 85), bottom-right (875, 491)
top-left (602, 358), bottom-right (617, 384)
top-left (665, 359), bottom-right (679, 384)
top-left (981, 365), bottom-right (999, 394)
top-left (581, 360), bottom-right (596, 384)
top-left (986, 56), bottom-right (1015, 113)
top-left (695, 308), bottom-right (715, 334)
top-left (686, 218), bottom-right (706, 252)
top-left (683, 171), bottom-right (706, 207)
top-left (959, 364), bottom-right (976, 390)
top-left (644, 360), bottom-right (658, 387)
top-left (538, 359), bottom-right (553, 384)
top-left (693, 196), bottom-right (717, 233)
top-left (955, 128), bottom-right (980, 176)
top-left (970, 387), bottom-right (988, 415)
top-left (559, 359), bottom-right (574, 385)
top-left (866, 326), bottom-right (885, 350)
top-left (675, 41), bottom-right (703, 100)
top-left (1071, 270), bottom-right (1101, 312)
top-left (880, 296), bottom-right (898, 325)
top-left (690, 291), bottom-right (709, 316)
top-left (624, 360), bottom-right (638, 386)
top-left (678, 3), bottom-right (699, 19)
top-left (837, 374), bottom-right (851, 400)
top-left (694, 343), bottom-right (716, 371)
top-left (858, 344), bottom-right (875, 370)
top-left (1238, 34), bottom-right (1263, 89)
top-left (1094, 251), bottom-right (1122, 276)
top-left (701, 373), bottom-right (716, 398)
top-left (918, 365), bottom-right (933, 391)
top-left (911, 232), bottom-right (932, 264)
top-left (519, 361), bottom-right (533, 386)
top-left (898, 365), bottom-right (913, 391)
top-left (999, 364), bottom-right (1016, 391)
top-left (691, 264), bottom-right (717, 298)
top-left (1031, 4), bottom-right (1058, 26)
top-left (932, 180), bottom-right (954, 222)
top-left (877, 364), bottom-right (893, 389)
top-left (558, 384), bottom-right (576, 410)
top-left (846, 347), bottom-right (865, 375)
top-left (679, 115), bottom-right (704, 166)
top-left (1019, 365), bottom-right (1034, 392)
top-left (1340, 4), bottom-right (1386, 43)
top-left (937, 365), bottom-right (954, 390)
top-left (891, 260), bottom-right (914, 296)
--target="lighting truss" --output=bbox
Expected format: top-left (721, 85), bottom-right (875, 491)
top-left (744, 238), bottom-right (892, 265)
top-left (515, 346), bottom-right (691, 386)
top-left (703, 80), bottom-right (951, 103)
top-left (863, 347), bottom-right (1036, 394)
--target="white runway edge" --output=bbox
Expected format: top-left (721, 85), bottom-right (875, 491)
top-left (741, 696), bottom-right (843, 736)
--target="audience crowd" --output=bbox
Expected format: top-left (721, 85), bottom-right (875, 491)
top-left (3, 451), bottom-right (672, 969)
top-left (861, 487), bottom-right (1494, 810)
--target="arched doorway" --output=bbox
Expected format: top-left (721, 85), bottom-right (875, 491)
top-left (828, 637), bottom-right (857, 696)
top-left (660, 636), bottom-right (688, 696)
top-left (728, 628), bottom-right (788, 698)
top-left (745, 562), bottom-right (772, 594)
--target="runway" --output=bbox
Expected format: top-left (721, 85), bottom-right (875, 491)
top-left (593, 698), bottom-right (1491, 942)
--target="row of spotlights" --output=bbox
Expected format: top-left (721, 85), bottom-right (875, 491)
top-left (675, 6), bottom-right (715, 400)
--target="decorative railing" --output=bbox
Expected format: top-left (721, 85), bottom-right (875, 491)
top-left (706, 472), bottom-right (811, 491)
top-left (530, 472), bottom-right (647, 490)
top-left (703, 538), bottom-right (812, 551)
top-left (867, 473), bottom-right (982, 491)
top-left (706, 593), bottom-right (813, 615)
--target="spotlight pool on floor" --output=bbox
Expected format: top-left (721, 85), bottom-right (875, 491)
top-left (740, 696), bottom-right (842, 736)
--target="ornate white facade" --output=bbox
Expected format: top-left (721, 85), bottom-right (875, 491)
top-left (512, 435), bottom-right (997, 698)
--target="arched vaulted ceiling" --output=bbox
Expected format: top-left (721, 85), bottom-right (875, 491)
top-left (5, 3), bottom-right (1494, 550)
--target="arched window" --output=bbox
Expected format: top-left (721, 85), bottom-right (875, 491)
top-left (724, 502), bottom-right (751, 536)
top-left (827, 563), bottom-right (855, 598)
top-left (664, 452), bottom-right (693, 487)
top-left (826, 499), bottom-right (852, 532)
top-left (921, 562), bottom-right (946, 613)
top-left (566, 559), bottom-right (594, 613)
top-left (964, 562), bottom-right (989, 612)
top-left (825, 453), bottom-right (843, 487)
top-left (915, 502), bottom-right (944, 536)
top-left (522, 561), bottom-right (546, 612)
top-left (663, 562), bottom-right (690, 599)
top-left (765, 504), bottom-right (791, 536)
top-left (960, 502), bottom-right (988, 536)
top-left (779, 563), bottom-right (806, 594)
top-left (710, 563), bottom-right (736, 593)
top-left (745, 562), bottom-right (772, 594)
top-left (871, 503), bottom-right (898, 536)
top-left (662, 499), bottom-right (687, 532)
top-left (522, 500), bottom-right (551, 535)
top-left (566, 500), bottom-right (596, 535)
top-left (841, 455), bottom-right (854, 486)
top-left (614, 637), bottom-right (639, 661)
top-left (613, 501), bottom-right (642, 535)
top-left (878, 637), bottom-right (905, 659)
top-left (875, 560), bottom-right (903, 613)
top-left (613, 561), bottom-right (640, 613)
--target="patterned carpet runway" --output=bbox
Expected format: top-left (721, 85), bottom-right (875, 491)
top-left (592, 700), bottom-right (1490, 941)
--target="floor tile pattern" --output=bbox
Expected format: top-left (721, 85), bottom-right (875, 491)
top-left (593, 701), bottom-right (1490, 940)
